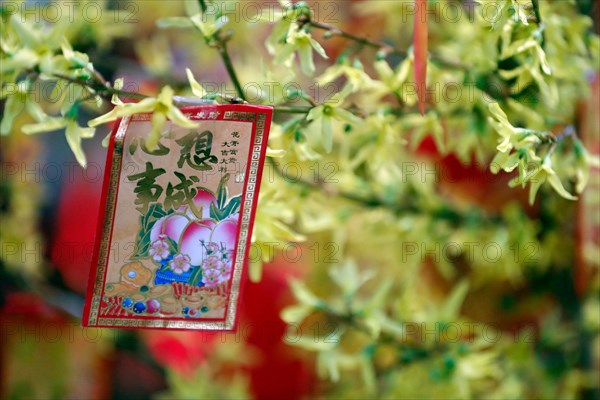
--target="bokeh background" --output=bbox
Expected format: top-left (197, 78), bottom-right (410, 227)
top-left (1, 1), bottom-right (599, 399)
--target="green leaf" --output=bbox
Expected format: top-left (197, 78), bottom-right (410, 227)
top-left (217, 174), bottom-right (230, 208)
top-left (166, 237), bottom-right (178, 253)
top-left (132, 203), bottom-right (169, 259)
top-left (221, 195), bottom-right (241, 218)
top-left (188, 265), bottom-right (203, 286)
top-left (210, 201), bottom-right (225, 221)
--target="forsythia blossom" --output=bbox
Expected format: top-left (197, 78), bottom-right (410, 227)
top-left (488, 103), bottom-right (580, 204)
top-left (275, 25), bottom-right (328, 76)
top-left (88, 85), bottom-right (198, 151)
top-left (306, 85), bottom-right (361, 152)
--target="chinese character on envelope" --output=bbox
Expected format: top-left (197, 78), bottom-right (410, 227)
top-left (82, 105), bottom-right (272, 330)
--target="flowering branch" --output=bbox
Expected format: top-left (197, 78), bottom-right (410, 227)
top-left (297, 13), bottom-right (467, 70)
top-left (51, 71), bottom-right (313, 114)
top-left (50, 72), bottom-right (148, 101)
top-left (198, 0), bottom-right (246, 102)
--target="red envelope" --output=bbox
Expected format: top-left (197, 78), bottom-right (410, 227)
top-left (82, 104), bottom-right (272, 330)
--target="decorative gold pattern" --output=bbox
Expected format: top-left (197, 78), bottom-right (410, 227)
top-left (88, 117), bottom-right (129, 325)
top-left (224, 111), bottom-right (256, 121)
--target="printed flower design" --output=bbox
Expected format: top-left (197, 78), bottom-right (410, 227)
top-left (179, 216), bottom-right (237, 266)
top-left (198, 241), bottom-right (233, 287)
top-left (169, 253), bottom-right (191, 275)
top-left (203, 254), bottom-right (223, 270)
top-left (205, 242), bottom-right (220, 255)
top-left (202, 268), bottom-right (221, 287)
top-left (149, 235), bottom-right (170, 262)
top-left (215, 259), bottom-right (232, 277)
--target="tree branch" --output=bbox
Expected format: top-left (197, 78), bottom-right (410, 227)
top-left (216, 41), bottom-right (247, 102)
top-left (299, 17), bottom-right (468, 71)
top-left (197, 0), bottom-right (247, 102)
top-left (50, 72), bottom-right (311, 114)
top-left (51, 72), bottom-right (148, 101)
top-left (531, 0), bottom-right (546, 48)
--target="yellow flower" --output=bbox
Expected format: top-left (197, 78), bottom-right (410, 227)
top-left (510, 157), bottom-right (577, 204)
top-left (306, 85), bottom-right (361, 152)
top-left (88, 85), bottom-right (198, 150)
top-left (265, 1), bottom-right (311, 56)
top-left (488, 102), bottom-right (541, 155)
top-left (275, 26), bottom-right (328, 76)
top-left (0, 80), bottom-right (47, 135)
top-left (185, 68), bottom-right (206, 98)
top-left (156, 0), bottom-right (228, 39)
top-left (488, 102), bottom-right (519, 153)
top-left (0, 47), bottom-right (40, 83)
top-left (318, 58), bottom-right (386, 95)
top-left (374, 58), bottom-right (417, 107)
top-left (402, 111), bottom-right (446, 153)
top-left (22, 116), bottom-right (94, 167)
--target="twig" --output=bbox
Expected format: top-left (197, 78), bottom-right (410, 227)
top-left (198, 0), bottom-right (247, 102)
top-left (304, 19), bottom-right (395, 55)
top-left (299, 17), bottom-right (468, 71)
top-left (273, 106), bottom-right (312, 114)
top-left (531, 0), bottom-right (546, 48)
top-left (51, 72), bottom-right (148, 101)
top-left (217, 42), bottom-right (247, 102)
top-left (295, 12), bottom-right (506, 103)
top-left (91, 69), bottom-right (109, 87)
top-left (51, 72), bottom-right (309, 113)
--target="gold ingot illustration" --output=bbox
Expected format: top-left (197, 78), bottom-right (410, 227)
top-left (105, 261), bottom-right (153, 297)
top-left (160, 297), bottom-right (180, 316)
